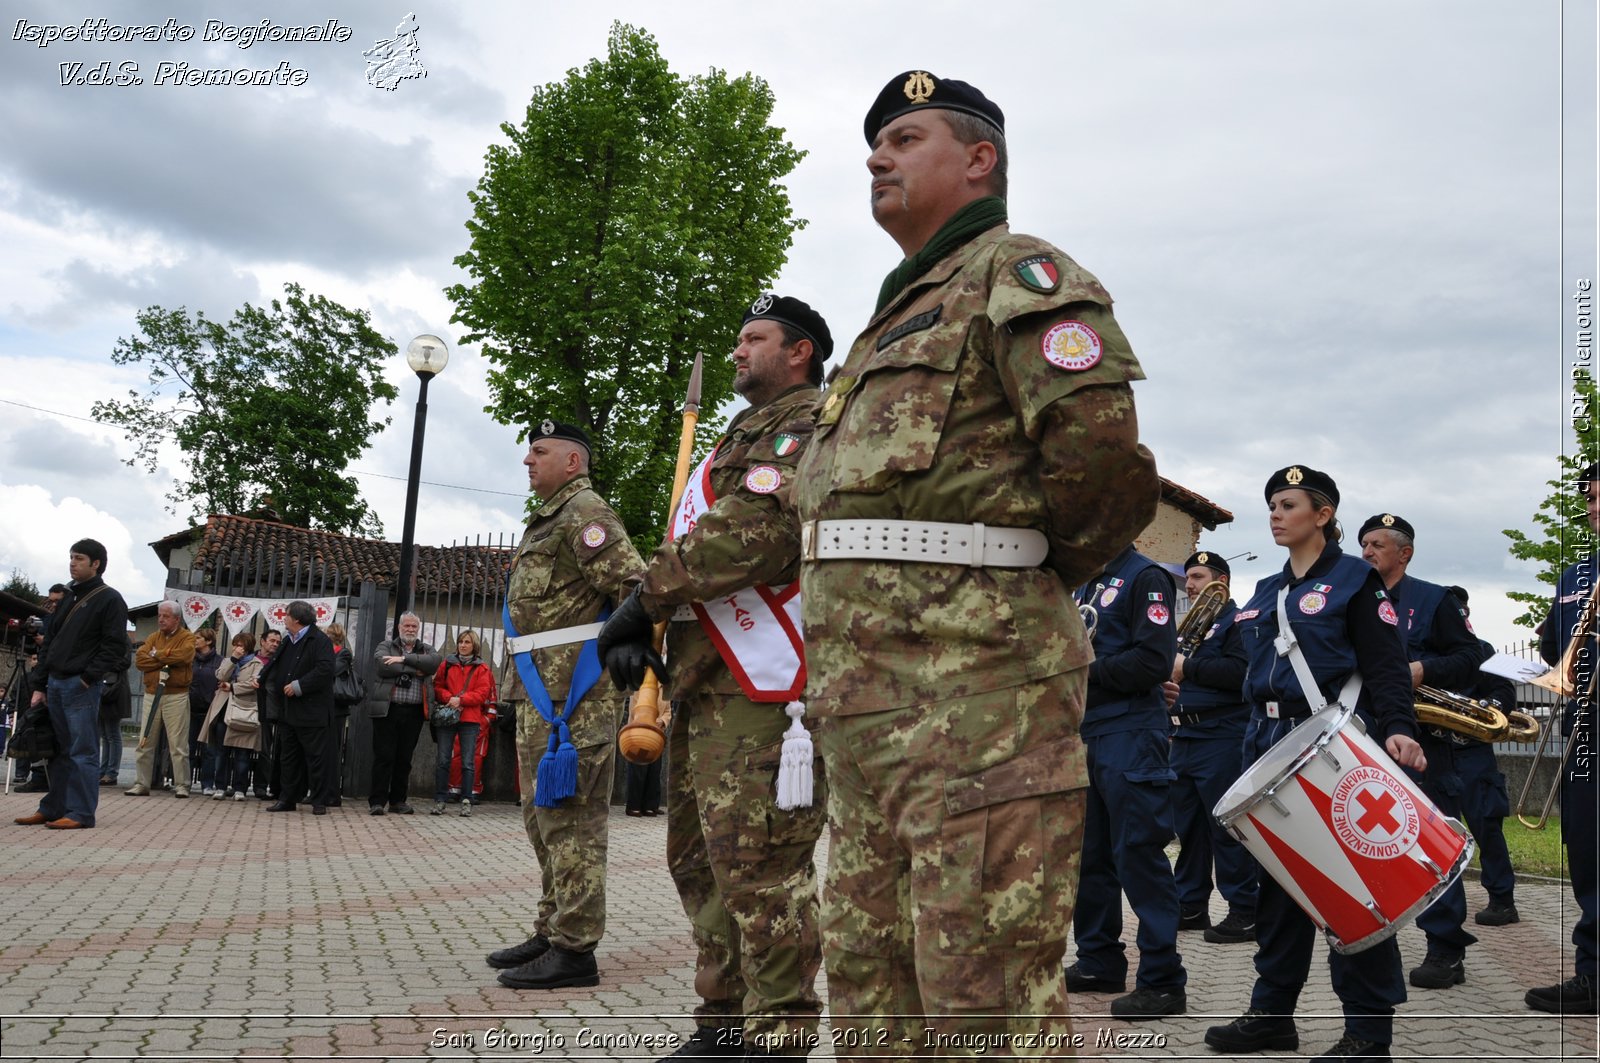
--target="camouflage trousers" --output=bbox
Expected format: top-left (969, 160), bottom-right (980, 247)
top-left (513, 699), bottom-right (613, 953)
top-left (814, 670), bottom-right (1090, 1059)
top-left (666, 689), bottom-right (826, 1055)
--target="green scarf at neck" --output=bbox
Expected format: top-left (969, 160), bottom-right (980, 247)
top-left (875, 196), bottom-right (1008, 313)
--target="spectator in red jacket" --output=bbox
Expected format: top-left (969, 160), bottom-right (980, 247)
top-left (431, 631), bottom-right (495, 817)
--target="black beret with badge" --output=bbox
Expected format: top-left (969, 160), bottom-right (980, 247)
top-left (1264, 465), bottom-right (1339, 507)
top-left (529, 419), bottom-right (591, 454)
top-left (744, 293), bottom-right (834, 362)
top-left (863, 70), bottom-right (1005, 145)
top-left (1184, 550), bottom-right (1230, 578)
top-left (1358, 513), bottom-right (1416, 543)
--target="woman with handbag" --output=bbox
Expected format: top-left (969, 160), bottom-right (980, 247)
top-left (212, 632), bottom-right (263, 801)
top-left (430, 631), bottom-right (494, 817)
top-left (323, 622), bottom-right (361, 808)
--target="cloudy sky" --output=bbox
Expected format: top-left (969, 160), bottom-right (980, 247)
top-left (0, 0), bottom-right (1594, 650)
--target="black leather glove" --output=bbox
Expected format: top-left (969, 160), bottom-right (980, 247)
top-left (597, 588), bottom-right (666, 691)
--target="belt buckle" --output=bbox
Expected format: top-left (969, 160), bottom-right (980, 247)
top-left (800, 521), bottom-right (817, 562)
top-left (1265, 701), bottom-right (1281, 719)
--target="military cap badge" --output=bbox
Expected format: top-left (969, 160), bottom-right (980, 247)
top-left (1381, 514), bottom-right (1396, 526)
top-left (540, 419), bottom-right (555, 436)
top-left (1196, 552), bottom-right (1209, 565)
top-left (903, 70), bottom-right (935, 104)
top-left (751, 293), bottom-right (774, 315)
top-left (1286, 467), bottom-right (1304, 485)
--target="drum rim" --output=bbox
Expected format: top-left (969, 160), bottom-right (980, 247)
top-left (1326, 829), bottom-right (1476, 954)
top-left (1214, 702), bottom-right (1356, 827)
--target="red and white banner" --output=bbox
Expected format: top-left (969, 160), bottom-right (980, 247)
top-left (668, 446), bottom-right (806, 702)
top-left (163, 588), bottom-right (342, 639)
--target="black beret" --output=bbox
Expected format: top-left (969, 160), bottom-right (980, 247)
top-left (1183, 550), bottom-right (1230, 578)
top-left (1579, 462), bottom-right (1599, 496)
top-left (1264, 465), bottom-right (1339, 508)
top-left (744, 293), bottom-right (833, 361)
top-left (1448, 585), bottom-right (1469, 605)
top-left (529, 419), bottom-right (591, 453)
top-left (863, 70), bottom-right (1004, 145)
top-left (1358, 513), bottom-right (1416, 543)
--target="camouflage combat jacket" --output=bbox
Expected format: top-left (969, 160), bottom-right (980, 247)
top-left (500, 475), bottom-right (644, 747)
top-left (792, 223), bottom-right (1160, 716)
top-left (639, 383), bottom-right (820, 698)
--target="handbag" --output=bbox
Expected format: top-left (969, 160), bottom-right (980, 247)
top-left (224, 696), bottom-right (260, 734)
top-left (5, 701), bottom-right (59, 761)
top-left (332, 661), bottom-right (366, 707)
top-left (432, 702), bottom-right (463, 728)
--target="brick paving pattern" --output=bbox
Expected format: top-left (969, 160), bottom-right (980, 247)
top-left (1, 764), bottom-right (1596, 1061)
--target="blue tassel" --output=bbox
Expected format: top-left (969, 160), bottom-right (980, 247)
top-left (534, 721), bottom-right (579, 808)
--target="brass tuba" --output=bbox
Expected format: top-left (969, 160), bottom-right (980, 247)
top-left (1177, 580), bottom-right (1230, 656)
top-left (1413, 685), bottom-right (1510, 742)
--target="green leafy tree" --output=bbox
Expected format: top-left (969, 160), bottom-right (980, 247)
top-left (2, 569), bottom-right (41, 602)
top-left (447, 22), bottom-right (805, 542)
top-left (91, 283), bottom-right (400, 535)
top-left (1504, 367), bottom-right (1600, 627)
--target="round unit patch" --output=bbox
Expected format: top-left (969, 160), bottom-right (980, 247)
top-left (745, 465), bottom-right (782, 494)
top-left (1099, 587), bottom-right (1119, 608)
top-left (1147, 603), bottom-right (1171, 626)
top-left (1378, 601), bottom-right (1398, 626)
top-left (1330, 766), bottom-right (1420, 860)
top-left (580, 523), bottom-right (608, 549)
top-left (1041, 320), bottom-right (1103, 371)
top-left (1298, 591), bottom-right (1327, 615)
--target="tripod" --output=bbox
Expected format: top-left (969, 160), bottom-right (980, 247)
top-left (2, 654), bottom-right (33, 796)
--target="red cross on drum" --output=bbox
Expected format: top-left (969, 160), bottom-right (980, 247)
top-left (1213, 704), bottom-right (1474, 954)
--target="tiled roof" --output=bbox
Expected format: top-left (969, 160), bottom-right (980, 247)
top-left (166, 515), bottom-right (514, 596)
top-left (1160, 477), bottom-right (1234, 529)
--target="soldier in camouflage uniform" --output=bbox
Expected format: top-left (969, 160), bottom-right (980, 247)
top-left (599, 295), bottom-right (832, 1059)
top-left (790, 72), bottom-right (1160, 1054)
top-left (485, 420), bottom-right (644, 991)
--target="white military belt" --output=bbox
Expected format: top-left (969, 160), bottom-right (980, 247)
top-left (800, 519), bottom-right (1048, 568)
top-left (507, 622), bottom-right (604, 655)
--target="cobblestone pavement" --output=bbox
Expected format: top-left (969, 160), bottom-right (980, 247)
top-left (0, 766), bottom-right (1595, 1061)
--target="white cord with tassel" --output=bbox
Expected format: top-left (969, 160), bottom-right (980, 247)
top-left (775, 700), bottom-right (813, 810)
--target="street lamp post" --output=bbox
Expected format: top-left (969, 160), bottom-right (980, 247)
top-left (393, 334), bottom-right (449, 638)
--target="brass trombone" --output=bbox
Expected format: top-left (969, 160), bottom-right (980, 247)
top-left (1515, 580), bottom-right (1599, 829)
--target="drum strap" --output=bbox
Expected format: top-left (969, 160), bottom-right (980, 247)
top-left (1275, 585), bottom-right (1363, 715)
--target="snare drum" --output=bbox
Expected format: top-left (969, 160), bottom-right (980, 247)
top-left (1214, 703), bottom-right (1474, 954)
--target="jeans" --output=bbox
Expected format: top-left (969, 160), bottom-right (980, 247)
top-left (435, 722), bottom-right (480, 802)
top-left (214, 746), bottom-right (253, 792)
top-left (41, 677), bottom-right (102, 826)
top-left (98, 716), bottom-right (123, 780)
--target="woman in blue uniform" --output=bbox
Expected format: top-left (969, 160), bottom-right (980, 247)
top-left (1204, 466), bottom-right (1426, 1063)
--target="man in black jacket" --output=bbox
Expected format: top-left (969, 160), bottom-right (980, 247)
top-left (15, 539), bottom-right (129, 830)
top-left (258, 601), bottom-right (335, 815)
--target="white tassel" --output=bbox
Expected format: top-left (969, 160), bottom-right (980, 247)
top-left (775, 700), bottom-right (813, 810)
